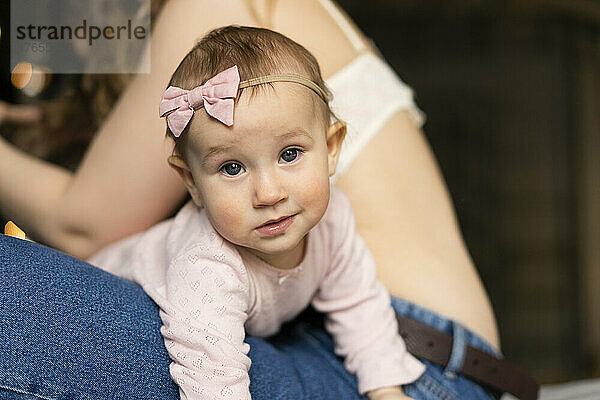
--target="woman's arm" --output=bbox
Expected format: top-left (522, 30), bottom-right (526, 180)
top-left (335, 110), bottom-right (500, 349)
top-left (0, 0), bottom-right (364, 259)
top-left (0, 0), bottom-right (257, 259)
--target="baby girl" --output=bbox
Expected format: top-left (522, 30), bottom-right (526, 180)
top-left (88, 25), bottom-right (424, 399)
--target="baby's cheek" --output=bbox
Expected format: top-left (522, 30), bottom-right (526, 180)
top-left (208, 200), bottom-right (245, 240)
top-left (299, 174), bottom-right (330, 218)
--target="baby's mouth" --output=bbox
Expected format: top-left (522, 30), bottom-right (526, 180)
top-left (260, 215), bottom-right (291, 227)
top-left (256, 214), bottom-right (297, 236)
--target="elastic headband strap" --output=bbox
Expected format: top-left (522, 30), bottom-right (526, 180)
top-left (159, 66), bottom-right (329, 137)
top-left (239, 74), bottom-right (329, 103)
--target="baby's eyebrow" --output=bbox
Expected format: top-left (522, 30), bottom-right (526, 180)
top-left (201, 129), bottom-right (313, 167)
top-left (277, 128), bottom-right (314, 143)
top-left (202, 144), bottom-right (235, 167)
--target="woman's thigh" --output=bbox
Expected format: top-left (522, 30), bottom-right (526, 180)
top-left (0, 235), bottom-right (497, 400)
top-left (249, 299), bottom-right (500, 400)
top-left (0, 236), bottom-right (361, 400)
top-left (392, 297), bottom-right (499, 400)
top-left (248, 299), bottom-right (500, 400)
top-left (248, 321), bottom-right (365, 400)
top-left (0, 235), bottom-right (179, 399)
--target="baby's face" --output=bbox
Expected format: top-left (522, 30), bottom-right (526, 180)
top-left (182, 84), bottom-right (341, 268)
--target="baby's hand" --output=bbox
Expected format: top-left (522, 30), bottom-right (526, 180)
top-left (367, 386), bottom-right (415, 400)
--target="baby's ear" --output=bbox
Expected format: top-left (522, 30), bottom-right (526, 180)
top-left (326, 121), bottom-right (347, 177)
top-left (168, 155), bottom-right (203, 207)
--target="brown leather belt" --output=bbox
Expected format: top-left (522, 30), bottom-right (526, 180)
top-left (396, 314), bottom-right (539, 400)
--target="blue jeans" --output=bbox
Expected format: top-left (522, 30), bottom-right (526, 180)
top-left (0, 235), bottom-right (499, 399)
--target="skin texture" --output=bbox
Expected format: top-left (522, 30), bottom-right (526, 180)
top-left (0, 0), bottom-right (499, 359)
top-left (334, 111), bottom-right (500, 349)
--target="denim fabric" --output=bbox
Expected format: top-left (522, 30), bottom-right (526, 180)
top-left (391, 297), bottom-right (501, 400)
top-left (0, 235), bottom-right (499, 399)
top-left (0, 235), bottom-right (178, 400)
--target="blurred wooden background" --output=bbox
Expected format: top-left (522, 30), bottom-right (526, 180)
top-left (337, 0), bottom-right (600, 384)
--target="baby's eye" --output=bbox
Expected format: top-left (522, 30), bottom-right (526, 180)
top-left (280, 148), bottom-right (303, 163)
top-left (220, 162), bottom-right (245, 176)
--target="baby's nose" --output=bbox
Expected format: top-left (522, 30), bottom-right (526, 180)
top-left (252, 170), bottom-right (288, 207)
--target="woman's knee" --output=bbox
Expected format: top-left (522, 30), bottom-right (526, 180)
top-left (0, 235), bottom-right (178, 399)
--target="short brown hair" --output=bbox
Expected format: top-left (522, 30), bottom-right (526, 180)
top-left (165, 25), bottom-right (334, 150)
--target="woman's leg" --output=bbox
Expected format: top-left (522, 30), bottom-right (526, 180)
top-left (391, 297), bottom-right (499, 400)
top-left (0, 235), bottom-right (179, 399)
top-left (249, 299), bottom-right (500, 400)
top-left (248, 320), bottom-right (365, 400)
top-left (0, 236), bottom-right (363, 400)
top-left (0, 235), bottom-right (497, 400)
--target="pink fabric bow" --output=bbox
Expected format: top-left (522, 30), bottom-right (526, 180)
top-left (159, 66), bottom-right (240, 137)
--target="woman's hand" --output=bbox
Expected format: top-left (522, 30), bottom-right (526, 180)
top-left (367, 385), bottom-right (415, 400)
top-left (0, 100), bottom-right (40, 125)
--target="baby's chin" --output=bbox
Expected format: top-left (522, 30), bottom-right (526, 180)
top-left (245, 233), bottom-right (308, 265)
top-left (243, 230), bottom-right (306, 252)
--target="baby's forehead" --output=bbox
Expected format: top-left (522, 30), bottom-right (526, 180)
top-left (236, 82), bottom-right (317, 110)
top-left (187, 83), bottom-right (325, 146)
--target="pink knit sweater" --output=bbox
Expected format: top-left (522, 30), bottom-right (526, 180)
top-left (87, 187), bottom-right (425, 399)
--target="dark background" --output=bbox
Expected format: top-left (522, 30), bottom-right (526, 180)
top-left (337, 0), bottom-right (600, 384)
top-left (2, 0), bottom-right (600, 385)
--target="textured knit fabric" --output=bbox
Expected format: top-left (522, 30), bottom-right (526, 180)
top-left (87, 187), bottom-right (425, 399)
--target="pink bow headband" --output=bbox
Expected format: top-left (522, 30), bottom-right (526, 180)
top-left (159, 65), bottom-right (329, 137)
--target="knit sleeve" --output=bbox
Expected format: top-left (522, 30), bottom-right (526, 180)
top-left (156, 242), bottom-right (252, 400)
top-left (311, 189), bottom-right (425, 394)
